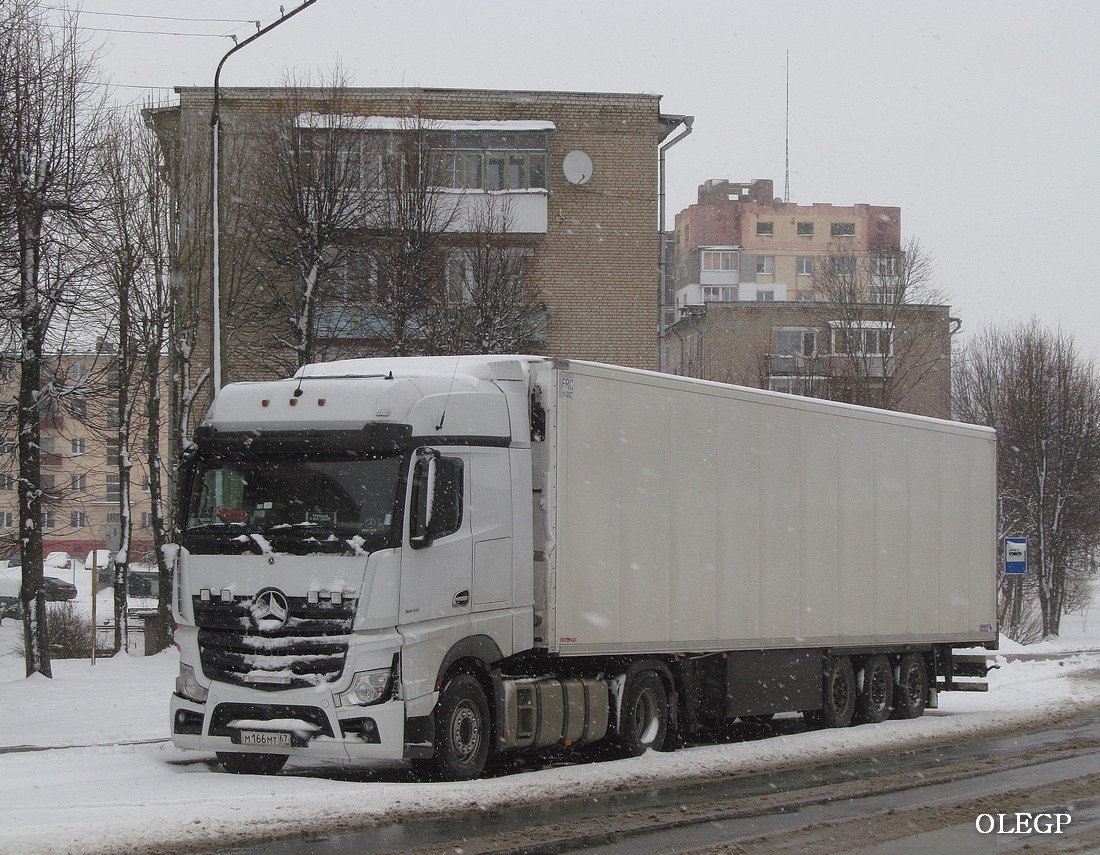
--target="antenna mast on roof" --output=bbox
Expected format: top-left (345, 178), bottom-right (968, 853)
top-left (784, 50), bottom-right (791, 203)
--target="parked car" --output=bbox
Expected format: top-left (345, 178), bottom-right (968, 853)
top-left (43, 577), bottom-right (77, 601)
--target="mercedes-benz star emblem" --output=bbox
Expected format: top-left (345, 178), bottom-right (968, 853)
top-left (250, 588), bottom-right (289, 630)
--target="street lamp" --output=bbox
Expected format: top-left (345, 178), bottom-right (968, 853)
top-left (210, 0), bottom-right (319, 390)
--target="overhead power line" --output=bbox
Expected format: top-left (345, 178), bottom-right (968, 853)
top-left (42, 7), bottom-right (260, 25)
top-left (80, 26), bottom-right (235, 38)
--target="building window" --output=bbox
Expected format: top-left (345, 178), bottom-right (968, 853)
top-left (831, 222), bottom-right (856, 237)
top-left (41, 510), bottom-right (56, 529)
top-left (106, 441), bottom-right (119, 466)
top-left (756, 290), bottom-right (775, 301)
top-left (41, 474), bottom-right (55, 490)
top-left (797, 222), bottom-right (814, 237)
top-left (106, 474), bottom-right (120, 501)
top-left (106, 406), bottom-right (120, 428)
top-left (39, 436), bottom-right (55, 454)
top-left (429, 128), bottom-right (549, 191)
top-left (0, 437), bottom-right (14, 454)
top-left (141, 512), bottom-right (152, 529)
top-left (831, 256), bottom-right (856, 276)
top-left (71, 437), bottom-right (86, 455)
top-left (756, 256), bottom-right (775, 275)
top-left (775, 328), bottom-right (818, 357)
top-left (872, 254), bottom-right (901, 276)
top-left (70, 399), bottom-right (87, 419)
top-left (871, 286), bottom-right (902, 304)
top-left (71, 474), bottom-right (86, 491)
top-left (106, 512), bottom-right (120, 524)
top-left (71, 511), bottom-right (87, 528)
top-left (702, 285), bottom-right (738, 302)
top-left (0, 511), bottom-right (13, 528)
top-left (756, 221), bottom-right (774, 237)
top-left (702, 250), bottom-right (738, 271)
top-left (141, 474), bottom-right (150, 493)
top-left (832, 325), bottom-right (894, 356)
top-left (797, 256), bottom-right (814, 276)
top-left (796, 290), bottom-right (815, 302)
top-left (0, 474), bottom-right (12, 491)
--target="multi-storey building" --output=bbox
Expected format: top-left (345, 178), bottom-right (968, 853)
top-left (0, 351), bottom-right (165, 562)
top-left (146, 87), bottom-right (688, 413)
top-left (665, 178), bottom-right (954, 419)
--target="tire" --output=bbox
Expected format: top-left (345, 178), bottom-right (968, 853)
top-left (417, 673), bottom-right (492, 781)
top-left (820, 656), bottom-right (856, 728)
top-left (616, 670), bottom-right (669, 756)
top-left (855, 654), bottom-right (894, 724)
top-left (893, 653), bottom-right (929, 719)
top-left (216, 751), bottom-right (288, 775)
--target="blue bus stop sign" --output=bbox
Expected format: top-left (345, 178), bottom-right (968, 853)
top-left (1004, 537), bottom-right (1027, 575)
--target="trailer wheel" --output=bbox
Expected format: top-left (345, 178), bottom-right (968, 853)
top-left (216, 751), bottom-right (288, 775)
top-left (416, 673), bottom-right (491, 781)
top-left (819, 655), bottom-right (856, 728)
top-left (893, 653), bottom-right (928, 719)
top-left (855, 654), bottom-right (894, 724)
top-left (617, 671), bottom-right (669, 756)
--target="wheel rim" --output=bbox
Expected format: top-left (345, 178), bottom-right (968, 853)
top-left (869, 665), bottom-right (890, 710)
top-left (449, 700), bottom-right (483, 763)
top-left (831, 667), bottom-right (852, 711)
top-left (905, 665), bottom-right (923, 704)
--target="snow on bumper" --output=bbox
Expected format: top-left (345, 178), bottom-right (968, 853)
top-left (170, 684), bottom-right (408, 761)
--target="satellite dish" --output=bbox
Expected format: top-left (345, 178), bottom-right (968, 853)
top-left (562, 150), bottom-right (593, 185)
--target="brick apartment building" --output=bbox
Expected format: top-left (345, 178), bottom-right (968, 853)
top-left (0, 351), bottom-right (166, 561)
top-left (146, 87), bottom-right (688, 408)
top-left (664, 178), bottom-right (954, 418)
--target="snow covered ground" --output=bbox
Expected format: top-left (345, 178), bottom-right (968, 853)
top-left (1, 591), bottom-right (1099, 855)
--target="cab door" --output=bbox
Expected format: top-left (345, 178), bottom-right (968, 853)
top-left (398, 449), bottom-right (473, 624)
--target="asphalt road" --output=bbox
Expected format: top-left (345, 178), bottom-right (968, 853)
top-left (212, 710), bottom-right (1100, 855)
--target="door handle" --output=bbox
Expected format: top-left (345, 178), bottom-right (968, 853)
top-left (452, 590), bottom-right (470, 608)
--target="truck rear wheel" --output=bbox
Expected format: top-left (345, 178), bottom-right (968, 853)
top-left (893, 653), bottom-right (928, 719)
top-left (216, 751), bottom-right (288, 775)
top-left (818, 655), bottom-right (856, 728)
top-left (416, 673), bottom-right (491, 781)
top-left (855, 654), bottom-right (894, 723)
top-left (616, 670), bottom-right (669, 756)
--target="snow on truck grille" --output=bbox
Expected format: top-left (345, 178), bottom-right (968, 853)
top-left (193, 596), bottom-right (356, 691)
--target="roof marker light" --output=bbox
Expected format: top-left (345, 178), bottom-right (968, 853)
top-left (317, 398), bottom-right (326, 406)
top-left (289, 398), bottom-right (297, 406)
top-left (261, 399), bottom-right (269, 407)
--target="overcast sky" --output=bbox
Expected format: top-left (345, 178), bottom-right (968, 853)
top-left (73, 0), bottom-right (1100, 354)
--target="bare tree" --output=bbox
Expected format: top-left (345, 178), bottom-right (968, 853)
top-left (428, 196), bottom-right (546, 355)
top-left (250, 70), bottom-right (375, 370)
top-left (954, 321), bottom-right (1100, 641)
top-left (0, 0), bottom-right (103, 677)
top-left (810, 237), bottom-right (952, 412)
top-left (364, 119), bottom-right (462, 356)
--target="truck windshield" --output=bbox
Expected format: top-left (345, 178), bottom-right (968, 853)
top-left (182, 452), bottom-right (403, 556)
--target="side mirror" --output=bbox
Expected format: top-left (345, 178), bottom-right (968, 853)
top-left (409, 450), bottom-right (463, 550)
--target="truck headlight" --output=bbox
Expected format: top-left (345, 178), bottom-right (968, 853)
top-left (338, 668), bottom-right (393, 706)
top-left (175, 663), bottom-right (208, 704)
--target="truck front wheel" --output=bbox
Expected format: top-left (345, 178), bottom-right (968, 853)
top-left (617, 670), bottom-right (669, 756)
top-left (418, 673), bottom-right (492, 781)
top-left (216, 751), bottom-right (288, 775)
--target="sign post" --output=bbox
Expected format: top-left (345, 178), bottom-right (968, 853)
top-left (1004, 537), bottom-right (1028, 575)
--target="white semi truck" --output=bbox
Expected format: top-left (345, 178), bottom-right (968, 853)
top-left (170, 356), bottom-right (997, 778)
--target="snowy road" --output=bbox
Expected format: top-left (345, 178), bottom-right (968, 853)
top-left (4, 605), bottom-right (1100, 855)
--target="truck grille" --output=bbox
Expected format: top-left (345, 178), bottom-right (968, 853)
top-left (194, 595), bottom-right (355, 691)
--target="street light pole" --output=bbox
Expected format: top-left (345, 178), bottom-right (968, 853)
top-left (210, 0), bottom-right (319, 390)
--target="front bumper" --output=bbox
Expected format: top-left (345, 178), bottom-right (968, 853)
top-left (171, 683), bottom-right (409, 761)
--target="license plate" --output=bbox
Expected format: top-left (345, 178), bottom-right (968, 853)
top-left (238, 730), bottom-right (293, 748)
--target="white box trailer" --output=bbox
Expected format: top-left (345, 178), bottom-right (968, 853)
top-left (169, 356), bottom-right (997, 779)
